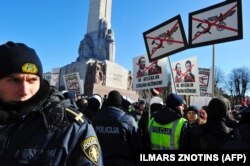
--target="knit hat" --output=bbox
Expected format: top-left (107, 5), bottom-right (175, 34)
top-left (166, 93), bottom-right (185, 109)
top-left (0, 41), bottom-right (43, 79)
top-left (185, 106), bottom-right (199, 115)
top-left (90, 94), bottom-right (102, 109)
top-left (88, 95), bottom-right (102, 111)
top-left (207, 98), bottom-right (228, 120)
top-left (150, 96), bottom-right (163, 106)
top-left (106, 90), bottom-right (122, 107)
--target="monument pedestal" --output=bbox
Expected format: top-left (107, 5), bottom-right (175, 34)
top-left (85, 84), bottom-right (138, 101)
top-left (84, 60), bottom-right (138, 101)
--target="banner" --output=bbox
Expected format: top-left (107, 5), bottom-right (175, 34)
top-left (199, 68), bottom-right (212, 96)
top-left (133, 55), bottom-right (167, 91)
top-left (63, 72), bottom-right (83, 95)
top-left (50, 68), bottom-right (60, 89)
top-left (171, 56), bottom-right (200, 95)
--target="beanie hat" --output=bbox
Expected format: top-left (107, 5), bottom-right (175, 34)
top-left (0, 41), bottom-right (43, 79)
top-left (88, 97), bottom-right (101, 111)
top-left (185, 106), bottom-right (199, 115)
top-left (207, 98), bottom-right (228, 120)
top-left (166, 93), bottom-right (184, 109)
top-left (90, 94), bottom-right (102, 109)
top-left (122, 98), bottom-right (131, 110)
top-left (106, 90), bottom-right (122, 107)
top-left (138, 98), bottom-right (146, 104)
top-left (62, 91), bottom-right (75, 101)
top-left (150, 96), bottom-right (163, 106)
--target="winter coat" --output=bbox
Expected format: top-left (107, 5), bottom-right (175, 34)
top-left (0, 80), bottom-right (103, 166)
top-left (92, 106), bottom-right (142, 166)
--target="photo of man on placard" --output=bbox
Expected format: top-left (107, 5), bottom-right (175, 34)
top-left (148, 60), bottom-right (162, 75)
top-left (137, 56), bottom-right (148, 78)
top-left (175, 62), bottom-right (183, 83)
top-left (184, 60), bottom-right (195, 82)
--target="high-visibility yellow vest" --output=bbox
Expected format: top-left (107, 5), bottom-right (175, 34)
top-left (148, 117), bottom-right (186, 150)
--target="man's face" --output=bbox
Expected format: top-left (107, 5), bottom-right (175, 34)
top-left (176, 64), bottom-right (182, 75)
top-left (185, 63), bottom-right (191, 73)
top-left (0, 73), bottom-right (40, 103)
top-left (139, 58), bottom-right (146, 70)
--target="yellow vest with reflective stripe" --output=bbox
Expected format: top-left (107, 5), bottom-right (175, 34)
top-left (148, 117), bottom-right (186, 150)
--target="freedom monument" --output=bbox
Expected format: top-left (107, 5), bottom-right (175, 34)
top-left (56, 0), bottom-right (137, 100)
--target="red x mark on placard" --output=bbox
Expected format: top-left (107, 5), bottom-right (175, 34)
top-left (173, 64), bottom-right (194, 82)
top-left (199, 75), bottom-right (209, 86)
top-left (146, 21), bottom-right (184, 57)
top-left (136, 61), bottom-right (158, 78)
top-left (192, 3), bottom-right (238, 42)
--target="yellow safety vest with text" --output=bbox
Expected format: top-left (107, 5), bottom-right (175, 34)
top-left (148, 117), bottom-right (186, 150)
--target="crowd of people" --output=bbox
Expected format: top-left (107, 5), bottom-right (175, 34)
top-left (0, 41), bottom-right (249, 166)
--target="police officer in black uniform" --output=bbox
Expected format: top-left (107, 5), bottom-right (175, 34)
top-left (0, 41), bottom-right (103, 165)
top-left (92, 90), bottom-right (142, 166)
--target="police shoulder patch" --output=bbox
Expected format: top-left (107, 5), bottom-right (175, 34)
top-left (80, 136), bottom-right (99, 166)
top-left (65, 107), bottom-right (85, 125)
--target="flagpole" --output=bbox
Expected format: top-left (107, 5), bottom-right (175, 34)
top-left (212, 44), bottom-right (215, 98)
top-left (168, 57), bottom-right (177, 93)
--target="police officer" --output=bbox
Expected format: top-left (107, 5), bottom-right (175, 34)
top-left (0, 41), bottom-right (103, 165)
top-left (92, 90), bottom-right (142, 166)
top-left (138, 96), bottom-right (164, 150)
top-left (147, 93), bottom-right (190, 150)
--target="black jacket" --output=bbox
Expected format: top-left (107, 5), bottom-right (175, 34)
top-left (0, 80), bottom-right (103, 166)
top-left (189, 119), bottom-right (233, 150)
top-left (223, 124), bottom-right (250, 150)
top-left (92, 106), bottom-right (142, 166)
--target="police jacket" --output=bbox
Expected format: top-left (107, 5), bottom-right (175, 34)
top-left (0, 80), bottom-right (103, 166)
top-left (92, 106), bottom-right (142, 166)
top-left (147, 107), bottom-right (191, 150)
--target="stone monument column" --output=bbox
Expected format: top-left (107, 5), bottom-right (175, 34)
top-left (87, 0), bottom-right (112, 33)
top-left (78, 0), bottom-right (115, 62)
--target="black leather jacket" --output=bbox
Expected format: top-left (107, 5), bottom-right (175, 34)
top-left (0, 80), bottom-right (103, 166)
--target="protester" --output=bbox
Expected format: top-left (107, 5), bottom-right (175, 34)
top-left (83, 94), bottom-right (102, 120)
top-left (133, 99), bottom-right (147, 122)
top-left (189, 97), bottom-right (234, 150)
top-left (92, 90), bottom-right (142, 166)
top-left (199, 105), bottom-right (208, 124)
top-left (60, 90), bottom-right (78, 109)
top-left (222, 97), bottom-right (239, 129)
top-left (0, 41), bottom-right (103, 165)
top-left (223, 106), bottom-right (250, 149)
top-left (76, 96), bottom-right (88, 112)
top-left (184, 106), bottom-right (201, 126)
top-left (147, 93), bottom-right (191, 150)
